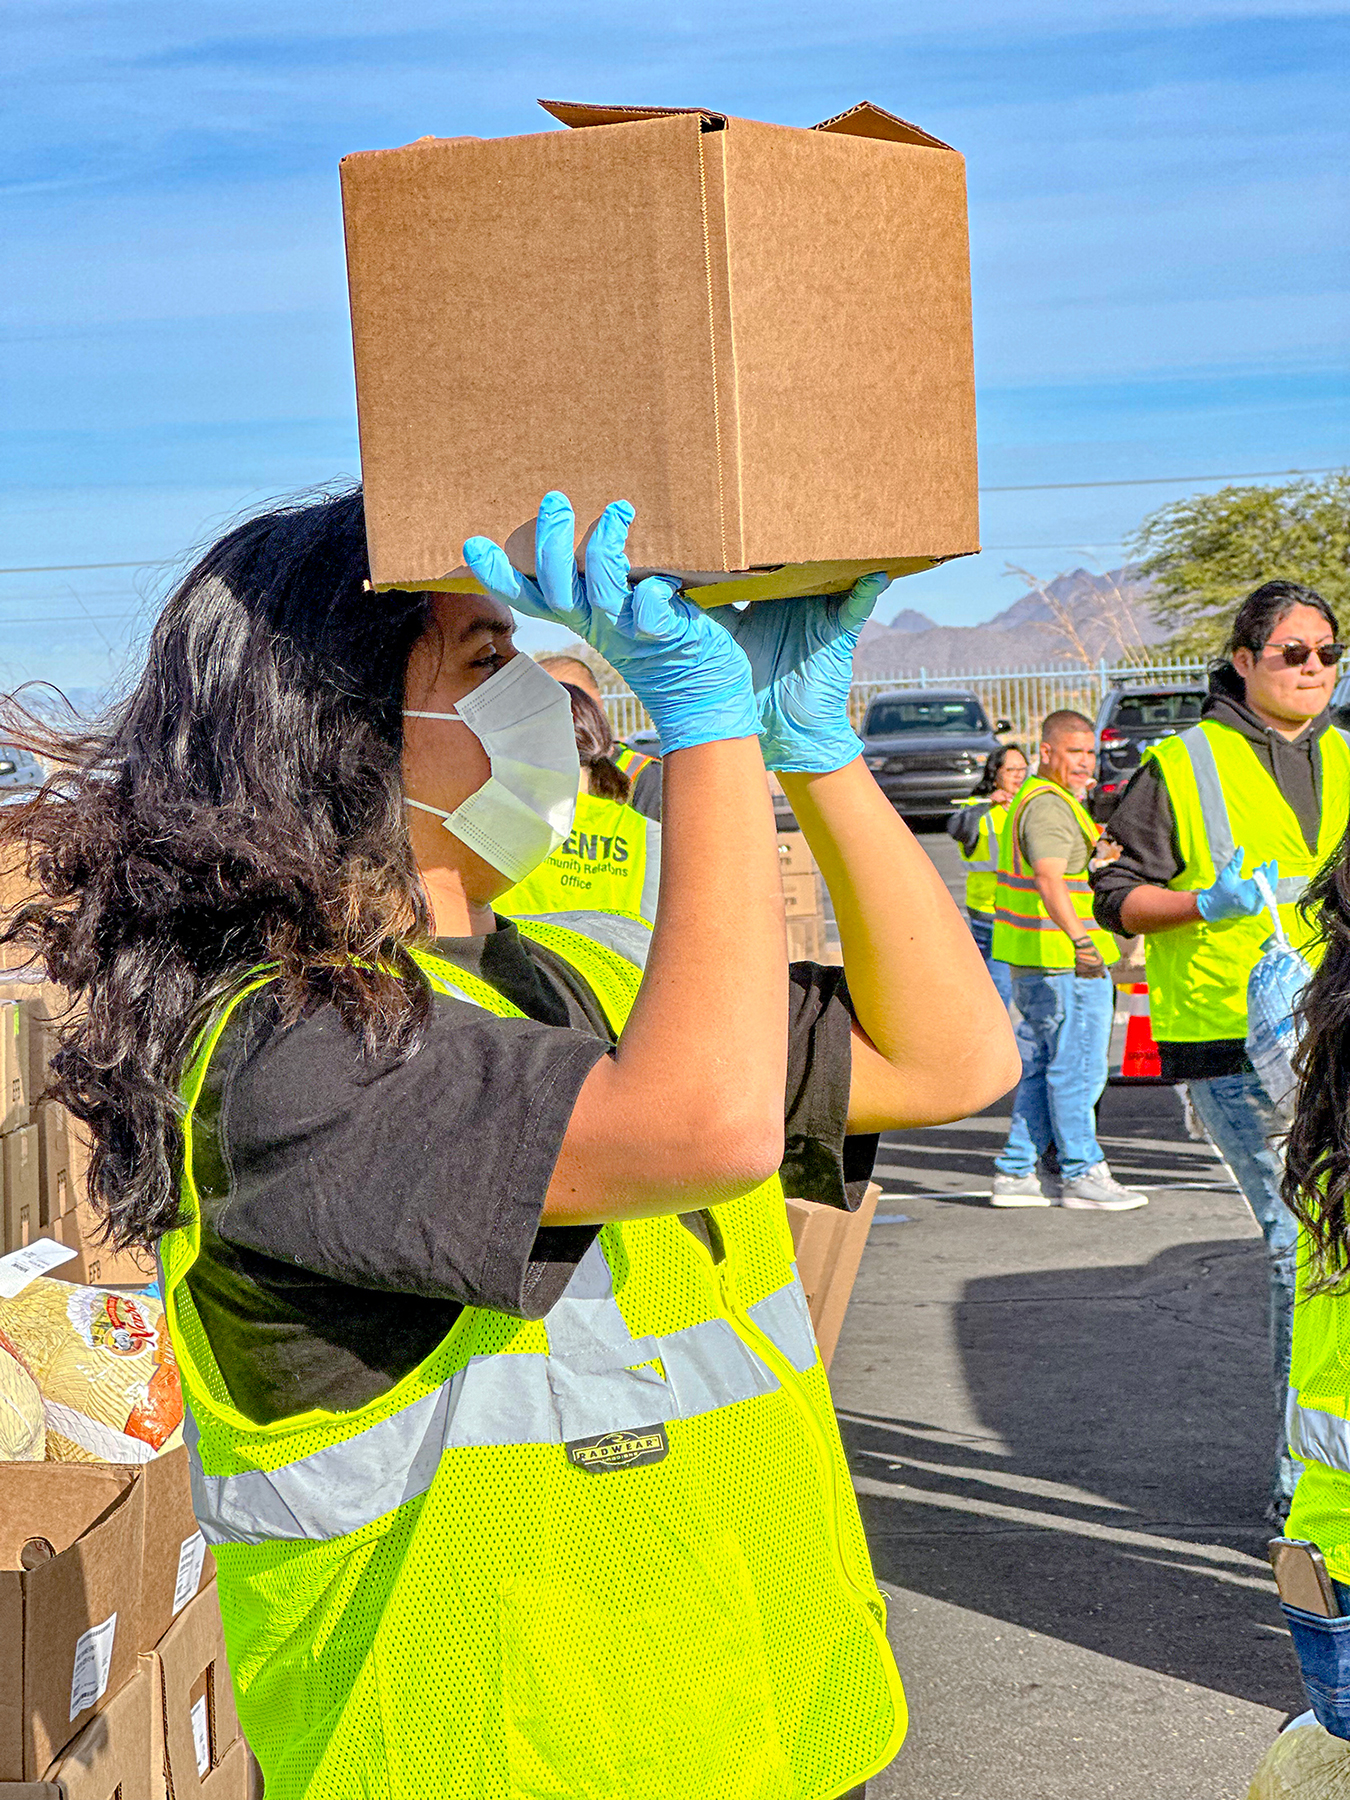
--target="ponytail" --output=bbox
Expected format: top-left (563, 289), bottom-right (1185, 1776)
top-left (560, 683), bottom-right (631, 804)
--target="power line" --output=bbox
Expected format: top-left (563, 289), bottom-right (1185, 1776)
top-left (0, 617), bottom-right (141, 628)
top-left (0, 464), bottom-right (1340, 578)
top-left (0, 559), bottom-right (174, 575)
top-left (980, 465), bottom-right (1341, 494)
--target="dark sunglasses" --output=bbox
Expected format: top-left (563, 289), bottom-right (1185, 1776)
top-left (1266, 641), bottom-right (1345, 668)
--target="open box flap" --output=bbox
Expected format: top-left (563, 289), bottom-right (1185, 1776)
top-left (538, 99), bottom-right (726, 131)
top-left (813, 101), bottom-right (955, 151)
top-left (538, 98), bottom-right (953, 151)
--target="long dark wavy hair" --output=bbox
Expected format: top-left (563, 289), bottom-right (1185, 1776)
top-left (0, 489), bottom-right (437, 1251)
top-left (1286, 851), bottom-right (1350, 1284)
top-left (1268, 579), bottom-right (1346, 1279)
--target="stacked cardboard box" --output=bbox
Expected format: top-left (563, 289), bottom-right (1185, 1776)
top-left (0, 1450), bottom-right (261, 1799)
top-left (776, 834), bottom-right (826, 961)
top-left (0, 984), bottom-right (153, 1285)
top-left (0, 1000), bottom-right (35, 1257)
top-left (784, 1181), bottom-right (881, 1373)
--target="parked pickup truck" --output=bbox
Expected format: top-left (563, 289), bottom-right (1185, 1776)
top-left (860, 689), bottom-right (1013, 820)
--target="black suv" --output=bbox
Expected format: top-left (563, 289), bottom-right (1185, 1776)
top-left (860, 689), bottom-right (1012, 819)
top-left (1090, 683), bottom-right (1207, 822)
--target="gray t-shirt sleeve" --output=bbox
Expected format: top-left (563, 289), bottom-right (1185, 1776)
top-left (1019, 789), bottom-right (1091, 872)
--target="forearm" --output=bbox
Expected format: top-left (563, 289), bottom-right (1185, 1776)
top-left (1034, 872), bottom-right (1090, 942)
top-left (1119, 885), bottom-right (1201, 934)
top-left (545, 738), bottom-right (787, 1222)
top-left (779, 760), bottom-right (1018, 1126)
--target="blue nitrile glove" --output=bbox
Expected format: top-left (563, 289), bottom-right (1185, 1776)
top-left (705, 573), bottom-right (891, 773)
top-left (463, 493), bottom-right (759, 754)
top-left (1196, 848), bottom-right (1279, 922)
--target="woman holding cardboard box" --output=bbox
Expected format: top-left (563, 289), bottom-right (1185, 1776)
top-left (2, 487), bottom-right (1017, 1800)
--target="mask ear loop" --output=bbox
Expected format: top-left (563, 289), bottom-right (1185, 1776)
top-left (403, 713), bottom-right (467, 825)
top-left (404, 797), bottom-right (452, 823)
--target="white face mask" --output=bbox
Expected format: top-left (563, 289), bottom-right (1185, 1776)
top-left (404, 654), bottom-right (580, 884)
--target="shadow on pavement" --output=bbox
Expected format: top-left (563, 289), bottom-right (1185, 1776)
top-left (842, 1233), bottom-right (1302, 1711)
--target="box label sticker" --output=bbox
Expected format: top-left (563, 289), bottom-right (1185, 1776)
top-left (0, 1234), bottom-right (78, 1300)
top-left (69, 1611), bottom-right (117, 1720)
top-left (173, 1531), bottom-right (207, 1614)
top-left (191, 1693), bottom-right (211, 1776)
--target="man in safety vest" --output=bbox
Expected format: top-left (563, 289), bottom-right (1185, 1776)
top-left (990, 710), bottom-right (1149, 1210)
top-left (1092, 579), bottom-right (1349, 1516)
top-left (536, 651), bottom-right (662, 816)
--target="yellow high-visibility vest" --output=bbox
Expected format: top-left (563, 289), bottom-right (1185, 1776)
top-left (498, 789), bottom-right (658, 924)
top-left (954, 799), bottom-right (1009, 916)
top-left (1284, 1237), bottom-right (1350, 1583)
top-left (1142, 722), bottom-right (1350, 1042)
top-left (990, 776), bottom-right (1115, 968)
top-left (614, 742), bottom-right (657, 781)
top-left (160, 924), bottom-right (907, 1800)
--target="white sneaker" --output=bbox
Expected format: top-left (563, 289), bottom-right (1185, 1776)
top-left (990, 1171), bottom-right (1051, 1207)
top-left (1058, 1163), bottom-right (1149, 1210)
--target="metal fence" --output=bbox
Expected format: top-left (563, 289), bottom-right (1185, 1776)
top-left (600, 656), bottom-right (1209, 748)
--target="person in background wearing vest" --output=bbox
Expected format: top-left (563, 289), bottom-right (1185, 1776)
top-left (946, 743), bottom-right (1029, 1009)
top-left (1, 488), bottom-right (1019, 1800)
top-left (1092, 580), bottom-right (1348, 1520)
top-left (497, 680), bottom-right (660, 964)
top-left (1278, 832), bottom-right (1350, 1733)
top-left (536, 649), bottom-right (663, 818)
top-left (990, 710), bottom-right (1149, 1210)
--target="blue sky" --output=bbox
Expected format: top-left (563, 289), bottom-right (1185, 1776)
top-left (3, 0), bottom-right (1346, 693)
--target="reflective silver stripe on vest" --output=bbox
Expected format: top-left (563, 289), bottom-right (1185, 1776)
top-left (747, 1271), bottom-right (819, 1374)
top-left (1179, 727), bottom-right (1308, 904)
top-left (510, 910), bottom-right (652, 970)
top-left (1287, 1388), bottom-right (1348, 1471)
top-left (961, 810), bottom-right (998, 872)
top-left (186, 1240), bottom-right (779, 1548)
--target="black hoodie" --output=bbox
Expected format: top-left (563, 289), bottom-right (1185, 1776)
top-left (1090, 696), bottom-right (1335, 1078)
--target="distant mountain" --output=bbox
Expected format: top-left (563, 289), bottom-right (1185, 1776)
top-left (854, 567), bottom-right (1165, 678)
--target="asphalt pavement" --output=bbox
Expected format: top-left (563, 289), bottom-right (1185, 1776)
top-left (828, 825), bottom-right (1298, 1800)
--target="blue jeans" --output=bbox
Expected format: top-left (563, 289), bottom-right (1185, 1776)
top-left (1186, 1069), bottom-right (1300, 1501)
top-left (1283, 1578), bottom-right (1350, 1740)
top-left (968, 911), bottom-right (1013, 1009)
top-left (996, 970), bottom-right (1114, 1181)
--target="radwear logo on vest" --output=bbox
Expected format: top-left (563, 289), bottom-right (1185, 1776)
top-left (565, 1424), bottom-right (669, 1473)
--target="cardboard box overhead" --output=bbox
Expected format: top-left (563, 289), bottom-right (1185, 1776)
top-left (341, 97), bottom-right (978, 604)
top-left (0, 1463), bottom-right (145, 1780)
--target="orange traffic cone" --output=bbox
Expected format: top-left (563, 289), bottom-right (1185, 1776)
top-left (1116, 982), bottom-right (1162, 1080)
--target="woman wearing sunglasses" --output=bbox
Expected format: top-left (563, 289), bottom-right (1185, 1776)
top-left (1091, 580), bottom-right (1349, 1522)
